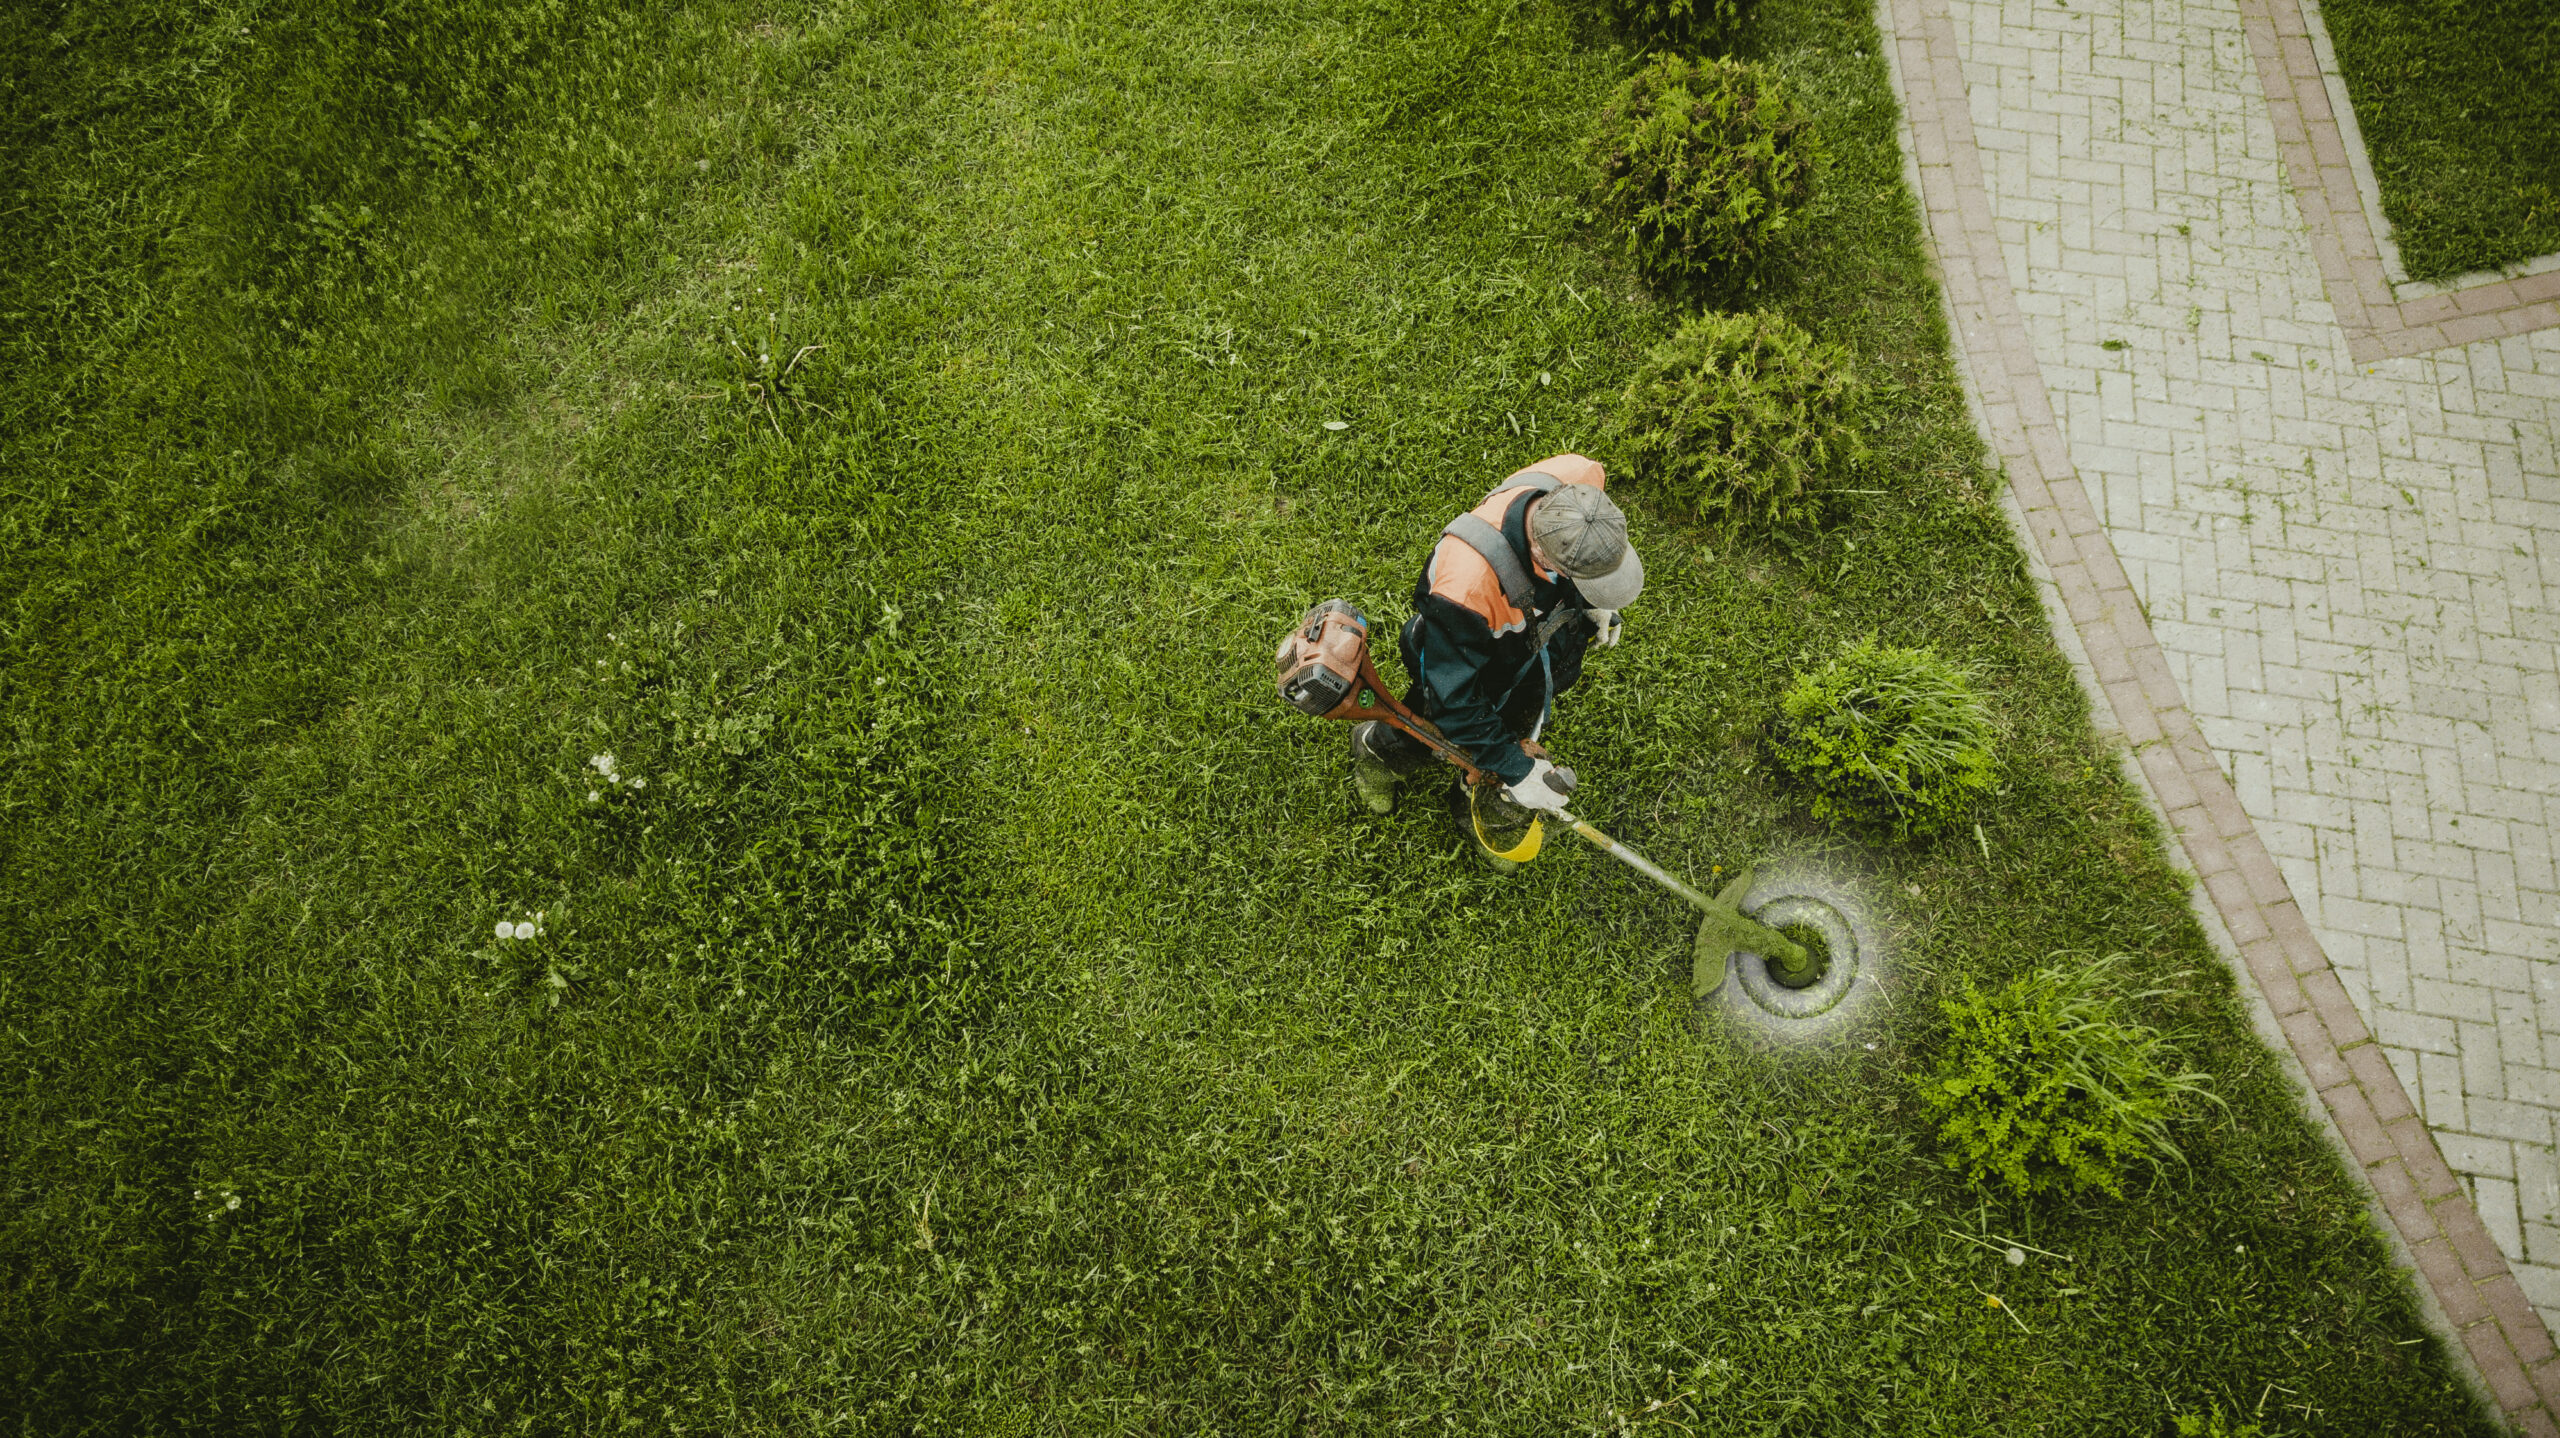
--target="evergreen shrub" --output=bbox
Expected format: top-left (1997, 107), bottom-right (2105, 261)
top-left (1589, 53), bottom-right (1821, 282)
top-left (1769, 637), bottom-right (1992, 840)
top-left (1614, 308), bottom-right (1866, 533)
top-left (1917, 956), bottom-right (2219, 1200)
top-left (1609, 0), bottom-right (1753, 51)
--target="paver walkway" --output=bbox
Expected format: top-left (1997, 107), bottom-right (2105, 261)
top-left (1875, 0), bottom-right (2560, 1424)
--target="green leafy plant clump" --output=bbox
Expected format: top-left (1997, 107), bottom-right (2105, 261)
top-left (1918, 955), bottom-right (2220, 1200)
top-left (1769, 636), bottom-right (1993, 839)
top-left (1589, 53), bottom-right (1821, 282)
top-left (1609, 0), bottom-right (1753, 51)
top-left (1613, 307), bottom-right (1866, 533)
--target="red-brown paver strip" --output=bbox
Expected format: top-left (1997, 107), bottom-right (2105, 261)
top-left (2234, 0), bottom-right (2560, 361)
top-left (1881, 0), bottom-right (2560, 1424)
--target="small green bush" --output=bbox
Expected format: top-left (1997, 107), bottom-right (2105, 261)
top-left (1613, 308), bottom-right (1866, 533)
top-left (1609, 0), bottom-right (1753, 51)
top-left (1917, 955), bottom-right (2219, 1200)
top-left (1769, 637), bottom-right (1992, 840)
top-left (1589, 54), bottom-right (1821, 282)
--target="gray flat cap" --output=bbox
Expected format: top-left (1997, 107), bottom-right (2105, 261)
top-left (1530, 484), bottom-right (1645, 610)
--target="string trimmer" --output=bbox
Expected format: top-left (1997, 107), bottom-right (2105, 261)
top-left (1275, 599), bottom-right (1813, 997)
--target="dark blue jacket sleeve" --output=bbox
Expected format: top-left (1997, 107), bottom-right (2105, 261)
top-left (1410, 594), bottom-right (1538, 784)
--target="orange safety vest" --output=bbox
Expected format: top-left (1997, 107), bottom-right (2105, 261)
top-left (1422, 454), bottom-right (1607, 637)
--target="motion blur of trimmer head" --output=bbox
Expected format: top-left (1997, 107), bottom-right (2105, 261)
top-left (1272, 598), bottom-right (1811, 994)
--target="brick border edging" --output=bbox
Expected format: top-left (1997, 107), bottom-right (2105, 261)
top-left (2234, 0), bottom-right (2560, 360)
top-left (1877, 0), bottom-right (2560, 1429)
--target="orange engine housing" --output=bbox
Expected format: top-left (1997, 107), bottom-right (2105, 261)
top-left (1274, 599), bottom-right (1373, 719)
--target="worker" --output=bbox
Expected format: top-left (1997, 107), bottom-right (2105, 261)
top-left (1351, 454), bottom-right (1644, 871)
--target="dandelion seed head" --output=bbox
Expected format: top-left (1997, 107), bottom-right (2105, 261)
top-left (587, 790), bottom-right (600, 802)
top-left (495, 920), bottom-right (514, 940)
top-left (226, 1195), bottom-right (241, 1210)
top-left (512, 921), bottom-right (537, 941)
top-left (2005, 1247), bottom-right (2026, 1266)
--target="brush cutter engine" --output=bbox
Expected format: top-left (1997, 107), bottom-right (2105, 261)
top-left (1274, 599), bottom-right (1377, 719)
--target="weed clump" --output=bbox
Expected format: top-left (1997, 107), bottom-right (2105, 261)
top-left (1918, 955), bottom-right (2219, 1200)
top-left (1609, 0), bottom-right (1753, 51)
top-left (1769, 637), bottom-right (1993, 840)
top-left (1613, 308), bottom-right (1866, 534)
top-left (1589, 53), bottom-right (1821, 283)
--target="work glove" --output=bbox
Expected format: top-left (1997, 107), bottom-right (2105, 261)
top-left (1504, 757), bottom-right (1576, 813)
top-left (1590, 609), bottom-right (1623, 647)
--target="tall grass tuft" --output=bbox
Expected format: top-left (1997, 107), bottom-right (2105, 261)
top-left (1919, 954), bottom-right (2222, 1200)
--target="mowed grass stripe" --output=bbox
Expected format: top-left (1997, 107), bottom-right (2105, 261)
top-left (0, 0), bottom-right (2497, 1432)
top-left (789, 0), bottom-right (2493, 1431)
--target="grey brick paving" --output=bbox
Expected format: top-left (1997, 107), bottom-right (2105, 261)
top-left (1933, 0), bottom-right (2560, 1327)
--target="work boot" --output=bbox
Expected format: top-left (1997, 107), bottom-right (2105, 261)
top-left (1349, 720), bottom-right (1405, 814)
top-left (1445, 781), bottom-right (1533, 876)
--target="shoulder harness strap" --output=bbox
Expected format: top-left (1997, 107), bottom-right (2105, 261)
top-left (1441, 474), bottom-right (1559, 613)
top-left (1442, 514), bottom-right (1535, 611)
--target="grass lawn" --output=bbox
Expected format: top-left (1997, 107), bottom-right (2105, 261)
top-left (0, 0), bottom-right (2499, 1432)
top-left (2317, 0), bottom-right (2560, 280)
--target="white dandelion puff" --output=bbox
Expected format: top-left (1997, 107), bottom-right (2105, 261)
top-left (630, 778), bottom-right (645, 790)
top-left (512, 921), bottom-right (538, 941)
top-left (495, 920), bottom-right (514, 940)
top-left (587, 790), bottom-right (600, 802)
top-left (226, 1195), bottom-right (240, 1211)
top-left (589, 753), bottom-right (616, 774)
